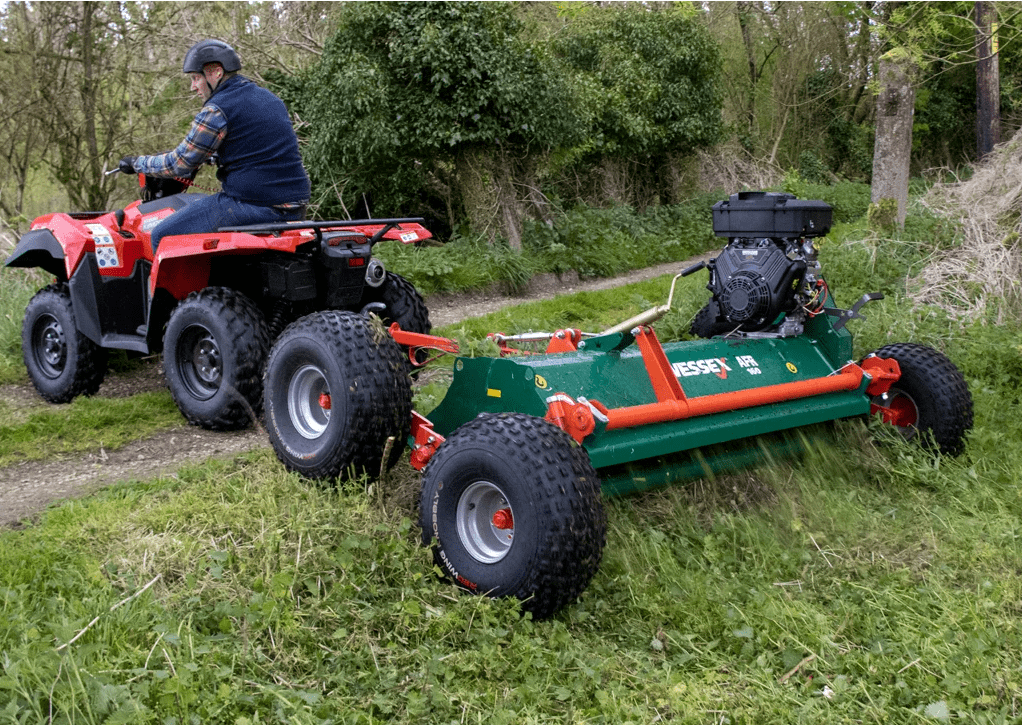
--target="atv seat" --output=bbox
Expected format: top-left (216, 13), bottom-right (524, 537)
top-left (137, 191), bottom-right (207, 217)
top-left (137, 192), bottom-right (208, 261)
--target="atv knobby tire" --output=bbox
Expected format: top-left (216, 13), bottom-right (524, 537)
top-left (363, 271), bottom-right (431, 334)
top-left (419, 413), bottom-right (606, 619)
top-left (361, 271), bottom-right (431, 370)
top-left (690, 300), bottom-right (741, 339)
top-left (869, 343), bottom-right (973, 456)
top-left (264, 310), bottom-right (412, 480)
top-left (22, 283), bottom-right (108, 403)
top-left (163, 287), bottom-right (269, 430)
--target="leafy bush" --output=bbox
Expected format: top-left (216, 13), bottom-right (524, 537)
top-left (522, 197), bottom-right (721, 279)
top-left (783, 174), bottom-right (872, 223)
top-left (277, 2), bottom-right (577, 224)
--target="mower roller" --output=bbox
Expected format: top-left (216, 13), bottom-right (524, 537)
top-left (264, 191), bottom-right (973, 619)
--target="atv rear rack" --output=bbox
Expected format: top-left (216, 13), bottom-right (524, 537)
top-left (216, 217), bottom-right (427, 245)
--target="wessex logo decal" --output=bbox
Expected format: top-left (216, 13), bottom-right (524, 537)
top-left (672, 355), bottom-right (763, 381)
top-left (672, 358), bottom-right (731, 380)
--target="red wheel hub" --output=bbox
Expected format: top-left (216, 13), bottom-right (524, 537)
top-left (492, 508), bottom-right (514, 530)
top-left (873, 393), bottom-right (917, 427)
top-left (318, 393), bottom-right (332, 410)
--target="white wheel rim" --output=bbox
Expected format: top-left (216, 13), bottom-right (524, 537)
top-left (456, 481), bottom-right (515, 564)
top-left (287, 364), bottom-right (330, 439)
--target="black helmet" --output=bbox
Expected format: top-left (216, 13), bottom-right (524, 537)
top-left (182, 39), bottom-right (241, 74)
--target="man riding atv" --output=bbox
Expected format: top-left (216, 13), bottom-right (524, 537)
top-left (6, 38), bottom-right (432, 432)
top-left (118, 39), bottom-right (310, 253)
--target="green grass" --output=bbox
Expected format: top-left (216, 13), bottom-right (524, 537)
top-left (0, 390), bottom-right (184, 466)
top-left (3, 192), bottom-right (1022, 722)
top-left (0, 268), bottom-right (45, 385)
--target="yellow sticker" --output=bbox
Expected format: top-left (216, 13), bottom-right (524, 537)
top-left (786, 362), bottom-right (798, 373)
top-left (535, 374), bottom-right (547, 389)
top-left (487, 389), bottom-right (502, 398)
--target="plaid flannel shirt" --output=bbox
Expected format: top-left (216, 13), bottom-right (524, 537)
top-left (134, 104), bottom-right (227, 179)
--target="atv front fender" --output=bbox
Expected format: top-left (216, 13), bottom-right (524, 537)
top-left (4, 228), bottom-right (67, 280)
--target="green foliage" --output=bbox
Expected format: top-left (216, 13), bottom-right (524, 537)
top-left (375, 234), bottom-right (541, 296)
top-left (0, 269), bottom-right (43, 383)
top-left (783, 174), bottom-right (872, 223)
top-left (0, 390), bottom-right (183, 466)
top-left (279, 2), bottom-right (575, 221)
top-left (867, 198), bottom-right (900, 233)
top-left (552, 5), bottom-right (724, 161)
top-left (375, 197), bottom-right (722, 296)
top-left (523, 197), bottom-right (720, 278)
top-left (278, 2), bottom-right (725, 232)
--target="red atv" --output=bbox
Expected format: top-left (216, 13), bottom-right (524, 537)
top-left (4, 174), bottom-right (432, 430)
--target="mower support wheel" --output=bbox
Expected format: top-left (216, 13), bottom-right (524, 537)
top-left (22, 283), bottom-right (108, 403)
top-left (419, 413), bottom-right (606, 619)
top-left (868, 343), bottom-right (973, 456)
top-left (264, 310), bottom-right (412, 480)
top-left (163, 287), bottom-right (268, 430)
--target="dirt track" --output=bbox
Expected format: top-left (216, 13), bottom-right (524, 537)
top-left (0, 260), bottom-right (696, 527)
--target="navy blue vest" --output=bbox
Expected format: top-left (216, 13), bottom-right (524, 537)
top-left (207, 75), bottom-right (310, 206)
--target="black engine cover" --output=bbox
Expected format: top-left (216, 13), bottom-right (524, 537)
top-left (708, 241), bottom-right (806, 330)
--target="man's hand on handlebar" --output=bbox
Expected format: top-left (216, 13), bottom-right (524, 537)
top-left (118, 156), bottom-right (138, 175)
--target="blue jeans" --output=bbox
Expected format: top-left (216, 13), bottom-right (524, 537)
top-left (151, 192), bottom-right (306, 253)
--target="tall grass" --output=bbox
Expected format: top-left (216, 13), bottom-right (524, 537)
top-left (0, 268), bottom-right (45, 385)
top-left (3, 187), bottom-right (1022, 722)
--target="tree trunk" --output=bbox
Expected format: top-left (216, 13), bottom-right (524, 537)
top-left (736, 1), bottom-right (758, 138)
top-left (976, 1), bottom-right (1001, 158)
top-left (871, 52), bottom-right (916, 230)
top-left (456, 148), bottom-right (527, 250)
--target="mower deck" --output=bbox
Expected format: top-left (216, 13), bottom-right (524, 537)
top-left (401, 309), bottom-right (898, 497)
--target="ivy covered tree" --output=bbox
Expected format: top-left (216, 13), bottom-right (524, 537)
top-left (551, 4), bottom-right (724, 207)
top-left (279, 2), bottom-right (725, 243)
top-left (277, 2), bottom-right (579, 245)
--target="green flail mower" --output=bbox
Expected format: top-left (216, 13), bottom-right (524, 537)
top-left (262, 192), bottom-right (974, 619)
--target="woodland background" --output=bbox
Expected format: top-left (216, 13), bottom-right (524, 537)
top-left (1, 1), bottom-right (1019, 245)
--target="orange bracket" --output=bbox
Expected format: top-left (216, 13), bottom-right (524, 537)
top-left (545, 329), bottom-right (583, 354)
top-left (545, 393), bottom-right (601, 443)
top-left (388, 323), bottom-right (460, 368)
top-left (409, 411), bottom-right (445, 471)
top-left (860, 355), bottom-right (901, 397)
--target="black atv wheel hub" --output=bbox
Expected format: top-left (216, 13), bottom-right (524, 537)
top-left (178, 325), bottom-right (222, 398)
top-left (33, 313), bottom-right (67, 378)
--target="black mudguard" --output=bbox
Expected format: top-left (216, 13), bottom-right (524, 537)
top-left (68, 255), bottom-right (151, 352)
top-left (4, 228), bottom-right (66, 280)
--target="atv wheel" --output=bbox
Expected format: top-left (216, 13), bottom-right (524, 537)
top-left (419, 413), bottom-right (606, 619)
top-left (361, 272), bottom-right (431, 369)
top-left (163, 287), bottom-right (268, 430)
top-left (264, 311), bottom-right (412, 480)
top-left (22, 283), bottom-right (108, 403)
top-left (868, 343), bottom-right (973, 456)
